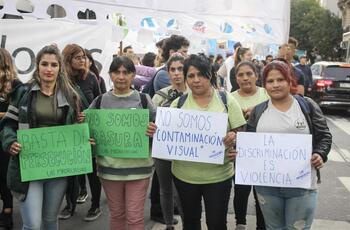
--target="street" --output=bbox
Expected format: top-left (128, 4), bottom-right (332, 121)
top-left (5, 110), bottom-right (350, 230)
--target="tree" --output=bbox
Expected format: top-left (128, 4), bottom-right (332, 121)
top-left (290, 0), bottom-right (343, 62)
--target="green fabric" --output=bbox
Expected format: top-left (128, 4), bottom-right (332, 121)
top-left (231, 87), bottom-right (269, 110)
top-left (170, 89), bottom-right (246, 184)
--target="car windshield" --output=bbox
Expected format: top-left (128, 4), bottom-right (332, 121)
top-left (324, 67), bottom-right (350, 80)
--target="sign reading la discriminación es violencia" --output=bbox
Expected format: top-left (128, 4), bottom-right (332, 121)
top-left (235, 132), bottom-right (313, 189)
top-left (18, 123), bottom-right (92, 182)
top-left (152, 107), bottom-right (228, 164)
top-left (84, 109), bottom-right (150, 158)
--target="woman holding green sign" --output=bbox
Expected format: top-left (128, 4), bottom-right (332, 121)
top-left (0, 45), bottom-right (82, 230)
top-left (87, 56), bottom-right (156, 230)
top-left (147, 54), bottom-right (246, 230)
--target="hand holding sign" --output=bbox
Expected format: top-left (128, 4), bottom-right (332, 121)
top-left (9, 141), bottom-right (21, 156)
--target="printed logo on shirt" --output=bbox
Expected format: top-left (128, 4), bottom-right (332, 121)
top-left (295, 118), bottom-right (307, 130)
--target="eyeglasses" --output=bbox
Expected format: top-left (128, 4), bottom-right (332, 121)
top-left (73, 55), bottom-right (86, 61)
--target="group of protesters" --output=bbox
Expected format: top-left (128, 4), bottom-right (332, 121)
top-left (0, 34), bottom-right (332, 230)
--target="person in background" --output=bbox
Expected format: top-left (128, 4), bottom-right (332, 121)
top-left (60, 44), bottom-right (102, 222)
top-left (1, 45), bottom-right (82, 230)
top-left (0, 48), bottom-right (22, 230)
top-left (147, 54), bottom-right (246, 230)
top-left (155, 39), bottom-right (167, 68)
top-left (231, 61), bottom-right (269, 230)
top-left (217, 42), bottom-right (242, 92)
top-left (123, 45), bottom-right (134, 55)
top-left (209, 55), bottom-right (215, 64)
top-left (89, 56), bottom-right (156, 230)
top-left (229, 47), bottom-right (253, 92)
top-left (265, 55), bottom-right (273, 64)
top-left (296, 55), bottom-right (313, 96)
top-left (247, 61), bottom-right (332, 230)
top-left (142, 52), bottom-right (157, 67)
top-left (85, 49), bottom-right (107, 93)
top-left (152, 54), bottom-right (189, 230)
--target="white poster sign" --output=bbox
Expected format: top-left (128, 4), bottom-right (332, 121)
top-left (236, 132), bottom-right (313, 189)
top-left (152, 107), bottom-right (228, 164)
top-left (0, 19), bottom-right (115, 89)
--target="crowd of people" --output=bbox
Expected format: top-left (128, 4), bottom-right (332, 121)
top-left (0, 34), bottom-right (331, 230)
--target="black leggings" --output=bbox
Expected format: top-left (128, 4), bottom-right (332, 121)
top-left (0, 150), bottom-right (13, 210)
top-left (174, 176), bottom-right (232, 230)
top-left (233, 177), bottom-right (265, 229)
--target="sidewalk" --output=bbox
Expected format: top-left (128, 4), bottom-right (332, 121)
top-left (150, 214), bottom-right (350, 230)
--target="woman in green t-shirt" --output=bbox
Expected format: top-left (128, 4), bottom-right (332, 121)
top-left (147, 54), bottom-right (246, 230)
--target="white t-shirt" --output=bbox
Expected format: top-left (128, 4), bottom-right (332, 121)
top-left (256, 97), bottom-right (317, 189)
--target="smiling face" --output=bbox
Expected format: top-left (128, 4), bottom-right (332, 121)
top-left (236, 64), bottom-right (257, 94)
top-left (168, 60), bottom-right (185, 86)
top-left (110, 65), bottom-right (134, 94)
top-left (265, 69), bottom-right (290, 101)
top-left (186, 65), bottom-right (211, 96)
top-left (38, 54), bottom-right (59, 84)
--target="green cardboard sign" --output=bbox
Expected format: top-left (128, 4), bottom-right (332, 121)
top-left (18, 123), bottom-right (92, 182)
top-left (84, 109), bottom-right (149, 158)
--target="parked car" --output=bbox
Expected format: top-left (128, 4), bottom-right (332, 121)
top-left (310, 61), bottom-right (350, 110)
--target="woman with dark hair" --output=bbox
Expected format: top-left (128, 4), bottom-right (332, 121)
top-left (59, 44), bottom-right (102, 222)
top-left (1, 45), bottom-right (82, 230)
top-left (85, 49), bottom-right (107, 93)
top-left (229, 47), bottom-right (253, 92)
top-left (231, 61), bottom-right (269, 230)
top-left (247, 61), bottom-right (332, 230)
top-left (152, 54), bottom-right (188, 229)
top-left (147, 54), bottom-right (246, 230)
top-left (0, 48), bottom-right (22, 229)
top-left (88, 56), bottom-right (156, 229)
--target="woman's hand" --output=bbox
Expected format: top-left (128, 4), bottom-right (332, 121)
top-left (89, 138), bottom-right (96, 145)
top-left (146, 122), bottom-right (157, 137)
top-left (77, 112), bottom-right (85, 123)
top-left (223, 131), bottom-right (236, 148)
top-left (243, 107), bottom-right (253, 120)
top-left (311, 153), bottom-right (324, 169)
top-left (9, 142), bottom-right (21, 156)
top-left (227, 148), bottom-right (237, 161)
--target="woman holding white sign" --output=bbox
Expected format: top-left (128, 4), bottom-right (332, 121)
top-left (89, 56), bottom-right (156, 230)
top-left (231, 61), bottom-right (269, 230)
top-left (0, 45), bottom-right (82, 230)
top-left (246, 61), bottom-right (332, 230)
top-left (148, 54), bottom-right (246, 230)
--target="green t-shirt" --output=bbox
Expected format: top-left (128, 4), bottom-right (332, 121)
top-left (231, 87), bottom-right (269, 110)
top-left (170, 89), bottom-right (246, 184)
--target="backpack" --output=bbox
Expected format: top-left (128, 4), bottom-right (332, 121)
top-left (142, 66), bottom-right (167, 98)
top-left (177, 90), bottom-right (228, 111)
top-left (94, 92), bottom-right (148, 109)
top-left (155, 89), bottom-right (184, 108)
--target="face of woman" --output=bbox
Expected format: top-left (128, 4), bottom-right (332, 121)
top-left (265, 69), bottom-right (290, 101)
top-left (236, 65), bottom-right (257, 93)
top-left (242, 50), bottom-right (253, 62)
top-left (186, 66), bottom-right (211, 96)
top-left (71, 51), bottom-right (86, 70)
top-left (39, 54), bottom-right (59, 84)
top-left (168, 61), bottom-right (185, 86)
top-left (110, 65), bottom-right (134, 93)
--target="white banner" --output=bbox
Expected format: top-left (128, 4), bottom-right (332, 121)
top-left (0, 19), bottom-right (115, 89)
top-left (236, 132), bottom-right (312, 189)
top-left (152, 107), bottom-right (228, 164)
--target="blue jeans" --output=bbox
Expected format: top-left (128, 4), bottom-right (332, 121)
top-left (20, 177), bottom-right (67, 230)
top-left (255, 186), bottom-right (318, 230)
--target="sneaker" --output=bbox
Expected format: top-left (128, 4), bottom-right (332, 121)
top-left (77, 192), bottom-right (88, 204)
top-left (235, 224), bottom-right (247, 230)
top-left (58, 206), bottom-right (73, 220)
top-left (151, 216), bottom-right (178, 225)
top-left (84, 207), bottom-right (102, 222)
